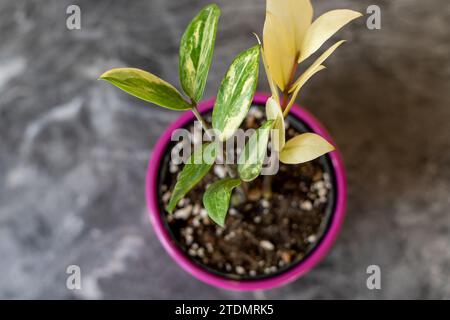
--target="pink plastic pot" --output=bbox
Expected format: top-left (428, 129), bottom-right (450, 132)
top-left (146, 93), bottom-right (347, 291)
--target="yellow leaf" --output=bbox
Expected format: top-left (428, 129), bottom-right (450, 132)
top-left (263, 12), bottom-right (296, 91)
top-left (299, 9), bottom-right (362, 63)
top-left (290, 40), bottom-right (345, 94)
top-left (265, 96), bottom-right (285, 152)
top-left (267, 0), bottom-right (313, 55)
top-left (284, 65), bottom-right (325, 117)
top-left (280, 133), bottom-right (334, 164)
top-left (254, 33), bottom-right (279, 102)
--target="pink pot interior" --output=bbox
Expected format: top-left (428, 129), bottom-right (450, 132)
top-left (146, 93), bottom-right (347, 291)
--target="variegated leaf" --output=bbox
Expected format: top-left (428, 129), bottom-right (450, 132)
top-left (179, 4), bottom-right (220, 103)
top-left (99, 68), bottom-right (191, 110)
top-left (203, 178), bottom-right (241, 227)
top-left (212, 45), bottom-right (260, 141)
top-left (167, 143), bottom-right (217, 213)
top-left (238, 120), bottom-right (274, 182)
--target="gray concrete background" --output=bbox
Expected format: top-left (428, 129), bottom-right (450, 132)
top-left (0, 0), bottom-right (449, 299)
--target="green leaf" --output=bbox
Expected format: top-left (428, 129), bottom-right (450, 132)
top-left (212, 45), bottom-right (261, 141)
top-left (203, 178), bottom-right (241, 227)
top-left (179, 4), bottom-right (220, 103)
top-left (99, 68), bottom-right (191, 111)
top-left (238, 120), bottom-right (274, 182)
top-left (167, 143), bottom-right (217, 213)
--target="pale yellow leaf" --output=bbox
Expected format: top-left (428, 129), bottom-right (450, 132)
top-left (267, 0), bottom-right (313, 55)
top-left (283, 65), bottom-right (325, 117)
top-left (290, 40), bottom-right (345, 93)
top-left (263, 12), bottom-right (296, 91)
top-left (299, 9), bottom-right (362, 63)
top-left (265, 96), bottom-right (285, 151)
top-left (280, 133), bottom-right (334, 164)
top-left (254, 33), bottom-right (279, 102)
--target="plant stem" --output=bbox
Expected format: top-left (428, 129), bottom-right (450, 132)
top-left (191, 103), bottom-right (247, 206)
top-left (191, 104), bottom-right (210, 136)
top-left (191, 102), bottom-right (237, 179)
top-left (264, 55), bottom-right (299, 201)
top-left (263, 174), bottom-right (273, 200)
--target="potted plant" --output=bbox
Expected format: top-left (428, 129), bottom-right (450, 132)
top-left (99, 0), bottom-right (361, 291)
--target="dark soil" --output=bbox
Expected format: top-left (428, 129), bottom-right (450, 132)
top-left (158, 106), bottom-right (336, 279)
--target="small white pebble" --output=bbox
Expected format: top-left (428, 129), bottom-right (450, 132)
top-left (307, 234), bottom-right (317, 243)
top-left (225, 231), bottom-right (236, 241)
top-left (185, 234), bottom-right (194, 245)
top-left (318, 188), bottom-right (327, 197)
top-left (192, 204), bottom-right (201, 215)
top-left (197, 247), bottom-right (205, 258)
top-left (261, 199), bottom-right (270, 208)
top-left (300, 200), bottom-right (313, 211)
top-left (214, 165), bottom-right (227, 178)
top-left (188, 249), bottom-right (196, 257)
top-left (254, 216), bottom-right (262, 223)
top-left (169, 164), bottom-right (179, 173)
top-left (162, 191), bottom-right (171, 203)
top-left (225, 263), bottom-right (232, 272)
top-left (314, 181), bottom-right (325, 190)
top-left (260, 240), bottom-right (275, 251)
top-left (253, 109), bottom-right (263, 119)
top-left (229, 208), bottom-right (238, 216)
top-left (192, 216), bottom-right (201, 227)
top-left (236, 266), bottom-right (246, 275)
top-left (249, 270), bottom-right (257, 277)
top-left (178, 198), bottom-right (186, 207)
top-left (200, 208), bottom-right (208, 218)
top-left (173, 205), bottom-right (192, 220)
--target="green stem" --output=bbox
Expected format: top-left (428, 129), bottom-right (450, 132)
top-left (191, 103), bottom-right (237, 179)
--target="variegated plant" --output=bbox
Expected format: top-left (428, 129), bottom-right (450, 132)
top-left (99, 2), bottom-right (361, 228)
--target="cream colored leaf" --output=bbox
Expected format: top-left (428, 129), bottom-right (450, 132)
top-left (299, 9), bottom-right (362, 63)
top-left (267, 0), bottom-right (313, 55)
top-left (280, 133), bottom-right (334, 164)
top-left (290, 40), bottom-right (345, 93)
top-left (265, 96), bottom-right (285, 151)
top-left (263, 12), bottom-right (296, 91)
top-left (254, 33), bottom-right (279, 102)
top-left (283, 65), bottom-right (325, 117)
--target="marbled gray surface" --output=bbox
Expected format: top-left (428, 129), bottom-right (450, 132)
top-left (0, 0), bottom-right (449, 299)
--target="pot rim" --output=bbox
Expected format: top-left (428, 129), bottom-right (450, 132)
top-left (146, 92), bottom-right (347, 291)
